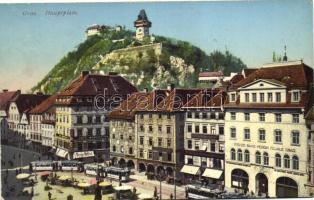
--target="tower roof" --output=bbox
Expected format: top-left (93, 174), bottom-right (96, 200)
top-left (134, 9), bottom-right (151, 28)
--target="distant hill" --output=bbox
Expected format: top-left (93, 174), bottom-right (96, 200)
top-left (32, 28), bottom-right (246, 94)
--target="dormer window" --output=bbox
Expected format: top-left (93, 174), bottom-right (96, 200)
top-left (230, 93), bottom-right (236, 102)
top-left (260, 93), bottom-right (265, 102)
top-left (292, 91), bottom-right (300, 102)
top-left (267, 93), bottom-right (273, 102)
top-left (252, 93), bottom-right (257, 102)
top-left (245, 93), bottom-right (249, 102)
top-left (275, 92), bottom-right (281, 102)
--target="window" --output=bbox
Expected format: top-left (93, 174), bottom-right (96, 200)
top-left (244, 128), bottom-right (250, 140)
top-left (276, 92), bottom-right (281, 102)
top-left (187, 112), bottom-right (192, 118)
top-left (167, 114), bottom-right (171, 119)
top-left (230, 128), bottom-right (236, 138)
top-left (167, 139), bottom-right (171, 147)
top-left (96, 116), bottom-right (101, 123)
top-left (149, 114), bottom-right (152, 119)
top-left (139, 149), bottom-right (144, 158)
top-left (245, 93), bottom-right (249, 102)
top-left (187, 125), bottom-right (192, 132)
top-left (112, 145), bottom-right (116, 152)
top-left (231, 93), bottom-right (236, 102)
top-left (167, 153), bottom-right (172, 161)
top-left (140, 114), bottom-right (144, 119)
top-left (252, 93), bottom-right (257, 102)
top-left (231, 112), bottom-right (236, 120)
top-left (77, 116), bottom-right (82, 124)
top-left (292, 91), bottom-right (300, 102)
top-left (148, 137), bottom-right (153, 146)
top-left (292, 156), bottom-right (299, 170)
top-left (120, 134), bottom-right (123, 140)
top-left (267, 93), bottom-right (273, 102)
top-left (202, 125), bottom-right (207, 134)
top-left (275, 154), bottom-right (281, 167)
top-left (187, 140), bottom-right (192, 149)
top-left (244, 150), bottom-right (250, 162)
top-left (219, 126), bottom-right (224, 135)
top-left (244, 113), bottom-right (250, 121)
top-left (148, 151), bottom-right (152, 159)
top-left (140, 136), bottom-right (144, 145)
top-left (274, 130), bottom-right (282, 143)
top-left (210, 143), bottom-right (215, 152)
top-left (195, 140), bottom-right (200, 150)
top-left (195, 125), bottom-right (199, 133)
top-left (148, 125), bottom-right (153, 132)
top-left (140, 125), bottom-right (144, 132)
top-left (231, 148), bottom-right (236, 160)
top-left (237, 149), bottom-right (243, 161)
top-left (284, 155), bottom-right (290, 168)
top-left (275, 113), bottom-right (282, 122)
top-left (292, 114), bottom-right (299, 123)
top-left (187, 157), bottom-right (193, 165)
top-left (158, 114), bottom-right (162, 119)
top-left (167, 126), bottom-right (171, 134)
top-left (260, 93), bottom-right (265, 102)
top-left (259, 113), bottom-right (265, 122)
top-left (158, 125), bottom-right (162, 132)
top-left (202, 112), bottom-right (207, 119)
top-left (263, 152), bottom-right (269, 165)
top-left (158, 138), bottom-right (162, 147)
top-left (259, 129), bottom-right (266, 141)
top-left (195, 112), bottom-right (199, 119)
top-left (256, 151), bottom-right (261, 164)
top-left (87, 116), bottom-right (92, 124)
top-left (291, 131), bottom-right (299, 145)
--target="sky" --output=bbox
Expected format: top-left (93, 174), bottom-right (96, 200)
top-left (0, 0), bottom-right (313, 92)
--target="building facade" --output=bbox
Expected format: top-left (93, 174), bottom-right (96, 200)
top-left (182, 89), bottom-right (226, 187)
top-left (224, 61), bottom-right (313, 197)
top-left (54, 71), bottom-right (137, 162)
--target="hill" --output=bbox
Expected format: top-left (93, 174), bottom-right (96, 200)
top-left (32, 28), bottom-right (246, 94)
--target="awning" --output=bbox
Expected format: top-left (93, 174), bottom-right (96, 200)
top-left (73, 151), bottom-right (94, 159)
top-left (202, 168), bottom-right (223, 179)
top-left (56, 148), bottom-right (68, 158)
top-left (180, 165), bottom-right (200, 175)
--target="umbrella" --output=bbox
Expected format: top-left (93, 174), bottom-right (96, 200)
top-left (58, 175), bottom-right (71, 181)
top-left (89, 178), bottom-right (97, 185)
top-left (115, 185), bottom-right (132, 191)
top-left (99, 181), bottom-right (111, 187)
top-left (138, 193), bottom-right (154, 200)
top-left (39, 171), bottom-right (51, 176)
top-left (78, 182), bottom-right (91, 188)
top-left (16, 173), bottom-right (31, 180)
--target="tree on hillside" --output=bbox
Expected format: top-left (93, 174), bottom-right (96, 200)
top-left (208, 50), bottom-right (247, 75)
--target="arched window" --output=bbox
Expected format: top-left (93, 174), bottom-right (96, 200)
top-left (237, 149), bottom-right (243, 161)
top-left (263, 152), bottom-right (269, 165)
top-left (292, 156), bottom-right (299, 170)
top-left (244, 150), bottom-right (250, 162)
top-left (231, 148), bottom-right (236, 160)
top-left (275, 154), bottom-right (281, 167)
top-left (256, 151), bottom-right (261, 164)
top-left (284, 155), bottom-right (290, 168)
top-left (112, 145), bottom-right (116, 152)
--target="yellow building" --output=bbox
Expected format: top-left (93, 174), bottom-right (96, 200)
top-left (224, 61), bottom-right (313, 197)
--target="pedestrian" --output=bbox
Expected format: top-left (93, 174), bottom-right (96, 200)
top-left (15, 169), bottom-right (18, 175)
top-left (31, 187), bottom-right (34, 197)
top-left (19, 168), bottom-right (22, 174)
top-left (170, 193), bottom-right (173, 200)
top-left (48, 191), bottom-right (52, 200)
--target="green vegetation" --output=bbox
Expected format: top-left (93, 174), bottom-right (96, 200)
top-left (32, 29), bottom-right (247, 94)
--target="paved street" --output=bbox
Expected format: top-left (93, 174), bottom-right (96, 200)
top-left (1, 145), bottom-right (185, 199)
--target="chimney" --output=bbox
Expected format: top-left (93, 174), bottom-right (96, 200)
top-left (108, 72), bottom-right (118, 76)
top-left (81, 71), bottom-right (90, 77)
top-left (2, 89), bottom-right (8, 93)
top-left (167, 83), bottom-right (175, 91)
top-left (143, 88), bottom-right (148, 93)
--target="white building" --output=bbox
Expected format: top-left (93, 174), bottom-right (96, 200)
top-left (224, 60), bottom-right (313, 197)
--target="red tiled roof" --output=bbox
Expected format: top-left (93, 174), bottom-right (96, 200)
top-left (135, 89), bottom-right (170, 112)
top-left (0, 90), bottom-right (20, 112)
top-left (29, 94), bottom-right (58, 114)
top-left (199, 71), bottom-right (223, 78)
top-left (10, 94), bottom-right (50, 114)
top-left (243, 68), bottom-right (258, 77)
top-left (56, 73), bottom-right (138, 105)
top-left (108, 92), bottom-right (149, 120)
top-left (231, 63), bottom-right (313, 90)
top-left (156, 89), bottom-right (202, 112)
top-left (229, 74), bottom-right (244, 85)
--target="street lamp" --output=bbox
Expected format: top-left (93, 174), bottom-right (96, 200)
top-left (158, 169), bottom-right (165, 200)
